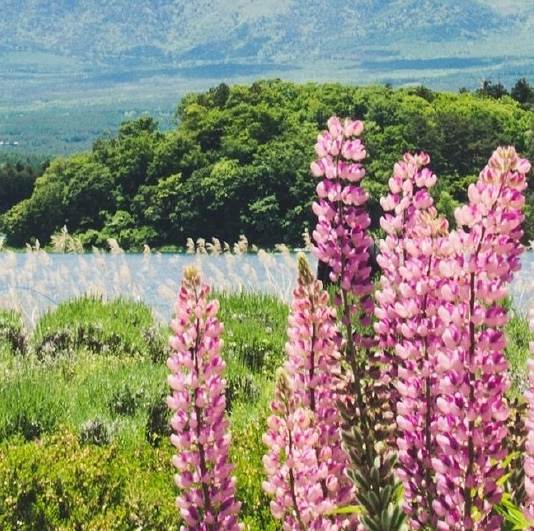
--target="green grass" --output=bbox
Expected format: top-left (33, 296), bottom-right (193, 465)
top-left (505, 308), bottom-right (534, 395)
top-left (1, 288), bottom-right (533, 530)
top-left (217, 290), bottom-right (289, 373)
top-left (0, 292), bottom-right (288, 530)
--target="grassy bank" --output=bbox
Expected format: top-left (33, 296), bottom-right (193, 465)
top-left (0, 293), bottom-right (288, 530)
top-left (0, 289), bottom-right (532, 530)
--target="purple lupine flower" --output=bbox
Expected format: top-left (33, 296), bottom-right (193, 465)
top-left (167, 265), bottom-right (243, 531)
top-left (376, 147), bottom-right (529, 530)
top-left (262, 254), bottom-right (355, 530)
top-left (524, 353), bottom-right (534, 523)
top-left (311, 116), bottom-right (375, 328)
top-left (521, 186), bottom-right (534, 527)
top-left (310, 117), bottom-right (403, 531)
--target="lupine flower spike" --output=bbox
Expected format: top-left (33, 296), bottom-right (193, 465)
top-left (311, 117), bottom-right (404, 531)
top-left (167, 265), bottom-right (243, 531)
top-left (263, 254), bottom-right (354, 530)
top-left (523, 240), bottom-right (534, 525)
top-left (428, 146), bottom-right (528, 531)
top-left (375, 151), bottom-right (447, 530)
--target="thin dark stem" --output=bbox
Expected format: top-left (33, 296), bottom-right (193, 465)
top-left (191, 288), bottom-right (215, 531)
top-left (307, 293), bottom-right (330, 499)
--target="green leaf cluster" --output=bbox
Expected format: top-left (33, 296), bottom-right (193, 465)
top-left (0, 430), bottom-right (178, 531)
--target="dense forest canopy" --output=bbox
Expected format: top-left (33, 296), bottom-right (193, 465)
top-left (2, 78), bottom-right (534, 250)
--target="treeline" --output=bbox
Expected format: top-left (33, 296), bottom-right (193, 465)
top-left (2, 78), bottom-right (534, 249)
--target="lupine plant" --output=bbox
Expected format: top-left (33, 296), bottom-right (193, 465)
top-left (310, 116), bottom-right (405, 531)
top-left (375, 152), bottom-right (446, 529)
top-left (167, 116), bottom-right (534, 531)
top-left (376, 146), bottom-right (530, 530)
top-left (262, 118), bottom-right (531, 530)
top-left (262, 253), bottom-right (355, 530)
top-left (167, 265), bottom-right (242, 531)
top-left (524, 280), bottom-right (534, 522)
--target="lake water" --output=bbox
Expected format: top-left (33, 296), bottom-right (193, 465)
top-left (0, 249), bottom-right (532, 327)
top-left (0, 250), bottom-right (308, 326)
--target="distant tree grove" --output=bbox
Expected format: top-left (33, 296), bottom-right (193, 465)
top-left (1, 78), bottom-right (534, 250)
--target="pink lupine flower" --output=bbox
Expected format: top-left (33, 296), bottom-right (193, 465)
top-left (523, 277), bottom-right (534, 523)
top-left (263, 254), bottom-right (355, 530)
top-left (375, 151), bottom-right (447, 529)
top-left (376, 146), bottom-right (529, 530)
top-left (311, 118), bottom-right (403, 531)
top-left (167, 266), bottom-right (243, 531)
top-left (429, 147), bottom-right (528, 531)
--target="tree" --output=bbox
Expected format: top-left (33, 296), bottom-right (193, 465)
top-left (511, 77), bottom-right (534, 109)
top-left (0, 162), bottom-right (41, 213)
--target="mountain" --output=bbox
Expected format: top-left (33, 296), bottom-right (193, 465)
top-left (0, 1), bottom-right (528, 66)
top-left (1, 0), bottom-right (534, 153)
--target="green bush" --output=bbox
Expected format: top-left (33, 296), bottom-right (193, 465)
top-left (0, 430), bottom-right (178, 531)
top-left (0, 309), bottom-right (26, 355)
top-left (0, 291), bottom-right (293, 529)
top-left (108, 382), bottom-right (146, 416)
top-left (145, 393), bottom-right (172, 447)
top-left (79, 418), bottom-right (113, 446)
top-left (31, 296), bottom-right (168, 360)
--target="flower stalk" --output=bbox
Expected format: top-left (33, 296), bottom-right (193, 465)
top-left (263, 254), bottom-right (354, 530)
top-left (167, 265), bottom-right (242, 531)
top-left (311, 117), bottom-right (404, 531)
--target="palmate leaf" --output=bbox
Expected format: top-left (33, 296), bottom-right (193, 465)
top-left (494, 493), bottom-right (533, 530)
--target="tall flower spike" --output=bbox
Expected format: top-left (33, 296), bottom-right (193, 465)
top-left (311, 116), bottom-right (374, 324)
top-left (311, 117), bottom-right (404, 531)
top-left (167, 266), bottom-right (243, 531)
top-left (263, 254), bottom-right (354, 530)
top-left (524, 356), bottom-right (534, 524)
top-left (429, 146), bottom-right (529, 531)
top-left (523, 247), bottom-right (534, 524)
top-left (375, 152), bottom-right (447, 530)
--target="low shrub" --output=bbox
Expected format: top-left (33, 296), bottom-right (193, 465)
top-left (108, 381), bottom-right (146, 417)
top-left (31, 296), bottom-right (167, 360)
top-left (0, 430), bottom-right (178, 531)
top-left (79, 418), bottom-right (113, 446)
top-left (145, 393), bottom-right (172, 447)
top-left (0, 309), bottom-right (26, 355)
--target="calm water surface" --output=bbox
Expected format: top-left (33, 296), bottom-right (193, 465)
top-left (0, 250), bottom-right (532, 326)
top-left (0, 251), bottom-right (310, 325)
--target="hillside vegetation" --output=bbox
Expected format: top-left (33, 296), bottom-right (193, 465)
top-left (2, 1), bottom-right (534, 154)
top-left (2, 79), bottom-right (534, 249)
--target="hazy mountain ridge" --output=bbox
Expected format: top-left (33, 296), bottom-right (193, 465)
top-left (0, 0), bottom-right (522, 66)
top-left (2, 0), bottom-right (534, 154)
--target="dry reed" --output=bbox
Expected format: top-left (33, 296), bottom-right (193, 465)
top-left (0, 235), bottom-right (308, 330)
